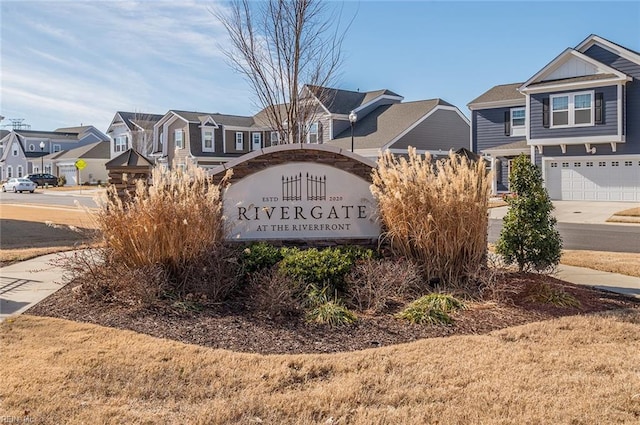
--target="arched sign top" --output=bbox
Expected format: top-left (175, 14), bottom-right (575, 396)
top-left (211, 144), bottom-right (377, 185)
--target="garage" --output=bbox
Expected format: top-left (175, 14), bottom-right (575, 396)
top-left (58, 164), bottom-right (78, 186)
top-left (544, 156), bottom-right (640, 201)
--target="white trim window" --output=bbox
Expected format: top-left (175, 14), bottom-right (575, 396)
top-left (175, 130), bottom-right (184, 149)
top-left (29, 143), bottom-right (35, 152)
top-left (114, 135), bottom-right (128, 153)
top-left (307, 122), bottom-right (319, 143)
top-left (202, 130), bottom-right (215, 152)
top-left (510, 107), bottom-right (526, 136)
top-left (53, 144), bottom-right (62, 152)
top-left (251, 132), bottom-right (262, 150)
top-left (270, 131), bottom-right (280, 146)
top-left (235, 132), bottom-right (244, 150)
top-left (45, 165), bottom-right (52, 174)
top-left (17, 165), bottom-right (23, 177)
top-left (7, 166), bottom-right (13, 178)
top-left (551, 91), bottom-right (594, 128)
top-left (12, 143), bottom-right (19, 156)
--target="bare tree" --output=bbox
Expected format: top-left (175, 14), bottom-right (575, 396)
top-left (212, 0), bottom-right (353, 144)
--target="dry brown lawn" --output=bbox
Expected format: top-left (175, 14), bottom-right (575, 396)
top-left (562, 250), bottom-right (640, 278)
top-left (0, 203), bottom-right (98, 228)
top-left (612, 207), bottom-right (640, 217)
top-left (2, 312), bottom-right (639, 424)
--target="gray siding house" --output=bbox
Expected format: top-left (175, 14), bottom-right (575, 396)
top-left (0, 126), bottom-right (108, 182)
top-left (151, 85), bottom-right (470, 170)
top-left (106, 111), bottom-right (164, 159)
top-left (469, 34), bottom-right (640, 201)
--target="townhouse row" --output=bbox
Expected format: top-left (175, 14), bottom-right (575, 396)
top-left (1, 34), bottom-right (638, 201)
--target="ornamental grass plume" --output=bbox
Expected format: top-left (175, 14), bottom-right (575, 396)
top-left (371, 147), bottom-right (491, 286)
top-left (93, 163), bottom-right (231, 271)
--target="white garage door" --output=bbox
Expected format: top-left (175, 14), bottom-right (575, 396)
top-left (59, 165), bottom-right (78, 186)
top-left (545, 157), bottom-right (640, 201)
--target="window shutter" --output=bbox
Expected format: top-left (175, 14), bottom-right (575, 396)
top-left (504, 111), bottom-right (511, 136)
top-left (595, 92), bottom-right (604, 124)
top-left (542, 98), bottom-right (550, 128)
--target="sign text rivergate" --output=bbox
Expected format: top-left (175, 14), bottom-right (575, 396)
top-left (223, 161), bottom-right (380, 241)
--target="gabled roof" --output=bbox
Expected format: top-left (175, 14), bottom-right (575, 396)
top-left (105, 148), bottom-right (154, 168)
top-left (306, 85), bottom-right (403, 115)
top-left (0, 130), bottom-right (10, 140)
top-left (169, 110), bottom-right (256, 128)
top-left (117, 112), bottom-right (164, 131)
top-left (576, 34), bottom-right (640, 65)
top-left (326, 99), bottom-right (451, 150)
top-left (11, 129), bottom-right (79, 140)
top-left (51, 141), bottom-right (110, 161)
top-left (519, 48), bottom-right (630, 92)
top-left (467, 83), bottom-right (525, 108)
top-left (527, 73), bottom-right (619, 88)
top-left (480, 139), bottom-right (529, 155)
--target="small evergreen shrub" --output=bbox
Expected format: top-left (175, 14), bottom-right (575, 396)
top-left (278, 247), bottom-right (372, 293)
top-left (496, 155), bottom-right (562, 272)
top-left (396, 293), bottom-right (465, 325)
top-left (241, 242), bottom-right (284, 273)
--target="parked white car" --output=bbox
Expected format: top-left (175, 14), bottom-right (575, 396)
top-left (2, 178), bottom-right (37, 193)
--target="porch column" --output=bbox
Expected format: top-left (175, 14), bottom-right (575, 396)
top-left (490, 157), bottom-right (497, 195)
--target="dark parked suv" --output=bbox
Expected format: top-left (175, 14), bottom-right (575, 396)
top-left (26, 173), bottom-right (58, 187)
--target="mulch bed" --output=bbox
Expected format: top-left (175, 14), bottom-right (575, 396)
top-left (28, 272), bottom-right (639, 355)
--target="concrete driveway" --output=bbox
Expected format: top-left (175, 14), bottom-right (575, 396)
top-left (489, 201), bottom-right (638, 225)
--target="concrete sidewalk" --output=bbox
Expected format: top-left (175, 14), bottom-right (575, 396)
top-left (0, 252), bottom-right (69, 322)
top-left (490, 200), bottom-right (639, 225)
top-left (1, 251), bottom-right (638, 323)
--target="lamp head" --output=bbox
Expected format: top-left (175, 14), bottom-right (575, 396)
top-left (349, 111), bottom-right (357, 123)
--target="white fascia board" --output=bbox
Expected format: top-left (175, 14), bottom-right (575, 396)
top-left (353, 94), bottom-right (405, 114)
top-left (224, 125), bottom-right (262, 131)
top-left (388, 148), bottom-right (453, 156)
top-left (382, 105), bottom-right (469, 150)
top-left (200, 116), bottom-right (220, 128)
top-left (468, 100), bottom-right (525, 110)
top-left (542, 153), bottom-right (640, 161)
top-left (576, 35), bottom-right (640, 66)
top-left (527, 135), bottom-right (625, 146)
top-left (618, 84), bottom-right (623, 140)
top-left (520, 78), bottom-right (630, 94)
top-left (519, 49), bottom-right (629, 91)
top-left (106, 113), bottom-right (126, 133)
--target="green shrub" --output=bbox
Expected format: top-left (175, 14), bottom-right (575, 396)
top-left (396, 293), bottom-right (465, 325)
top-left (278, 247), bottom-right (367, 293)
top-left (496, 155), bottom-right (562, 272)
top-left (241, 242), bottom-right (284, 273)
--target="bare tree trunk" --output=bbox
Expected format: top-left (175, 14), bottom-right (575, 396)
top-left (212, 0), bottom-right (352, 144)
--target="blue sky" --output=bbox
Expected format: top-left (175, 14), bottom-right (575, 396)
top-left (1, 1), bottom-right (639, 133)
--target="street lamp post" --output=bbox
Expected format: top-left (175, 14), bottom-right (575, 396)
top-left (349, 110), bottom-right (357, 152)
top-left (39, 141), bottom-right (45, 173)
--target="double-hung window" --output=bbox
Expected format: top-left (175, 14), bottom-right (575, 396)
top-left (550, 91), bottom-right (593, 128)
top-left (307, 122), bottom-right (319, 144)
top-left (202, 130), bottom-right (214, 152)
top-left (270, 131), bottom-right (280, 146)
top-left (114, 136), bottom-right (128, 153)
top-left (235, 132), bottom-right (244, 150)
top-left (175, 130), bottom-right (184, 149)
top-left (510, 108), bottom-right (525, 136)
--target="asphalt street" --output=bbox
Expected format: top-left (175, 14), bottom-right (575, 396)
top-left (488, 219), bottom-right (640, 253)
top-left (0, 189), bottom-right (99, 208)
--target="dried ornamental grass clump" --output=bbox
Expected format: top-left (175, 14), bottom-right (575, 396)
top-left (371, 147), bottom-right (491, 287)
top-left (93, 164), bottom-right (230, 270)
